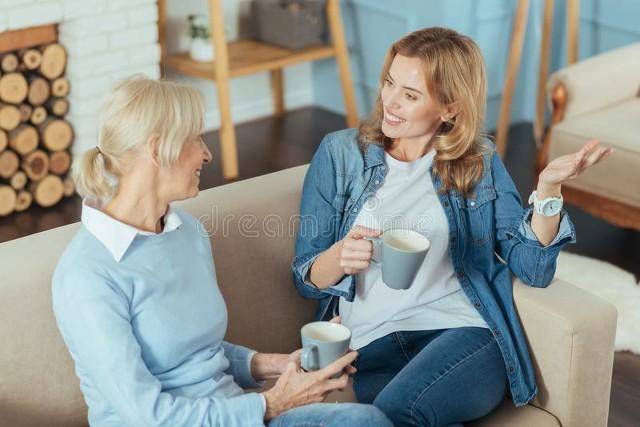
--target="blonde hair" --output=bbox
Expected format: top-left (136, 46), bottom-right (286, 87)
top-left (72, 74), bottom-right (205, 199)
top-left (358, 27), bottom-right (490, 196)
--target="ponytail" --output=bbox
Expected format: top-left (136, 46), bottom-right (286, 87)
top-left (71, 146), bottom-right (114, 199)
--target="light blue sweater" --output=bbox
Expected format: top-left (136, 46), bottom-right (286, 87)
top-left (52, 201), bottom-right (265, 426)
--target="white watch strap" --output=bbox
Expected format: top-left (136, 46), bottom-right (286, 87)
top-left (529, 191), bottom-right (563, 216)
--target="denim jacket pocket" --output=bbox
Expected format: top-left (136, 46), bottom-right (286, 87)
top-left (458, 187), bottom-right (497, 246)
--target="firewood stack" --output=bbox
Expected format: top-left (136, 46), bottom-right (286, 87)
top-left (0, 41), bottom-right (75, 217)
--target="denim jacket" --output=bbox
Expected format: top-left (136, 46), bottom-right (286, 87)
top-left (291, 128), bottom-right (576, 407)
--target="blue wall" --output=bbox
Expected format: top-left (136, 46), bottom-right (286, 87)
top-left (312, 0), bottom-right (640, 131)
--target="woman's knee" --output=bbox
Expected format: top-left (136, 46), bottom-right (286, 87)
top-left (371, 363), bottom-right (506, 427)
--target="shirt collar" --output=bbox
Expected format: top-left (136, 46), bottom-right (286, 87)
top-left (363, 143), bottom-right (385, 170)
top-left (81, 198), bottom-right (183, 262)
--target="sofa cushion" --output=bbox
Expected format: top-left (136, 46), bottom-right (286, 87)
top-left (549, 97), bottom-right (640, 207)
top-left (468, 399), bottom-right (560, 426)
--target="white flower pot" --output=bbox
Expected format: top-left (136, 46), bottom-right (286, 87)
top-left (189, 38), bottom-right (215, 62)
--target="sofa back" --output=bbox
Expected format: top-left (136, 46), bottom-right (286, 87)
top-left (0, 165), bottom-right (314, 427)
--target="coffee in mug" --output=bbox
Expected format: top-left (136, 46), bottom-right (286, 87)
top-left (300, 321), bottom-right (351, 372)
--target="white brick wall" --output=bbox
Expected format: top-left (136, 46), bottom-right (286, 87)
top-left (66, 51), bottom-right (129, 79)
top-left (108, 0), bottom-right (156, 12)
top-left (110, 26), bottom-right (158, 49)
top-left (62, 0), bottom-right (107, 20)
top-left (8, 1), bottom-right (63, 29)
top-left (127, 3), bottom-right (159, 26)
top-left (59, 34), bottom-right (109, 57)
top-left (58, 12), bottom-right (129, 38)
top-left (70, 75), bottom-right (111, 98)
top-left (0, 0), bottom-right (161, 156)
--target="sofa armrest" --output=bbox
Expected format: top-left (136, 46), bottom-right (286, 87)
top-left (548, 42), bottom-right (640, 119)
top-left (513, 278), bottom-right (617, 427)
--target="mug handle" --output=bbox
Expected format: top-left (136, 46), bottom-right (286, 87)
top-left (301, 345), bottom-right (319, 371)
top-left (363, 236), bottom-right (381, 265)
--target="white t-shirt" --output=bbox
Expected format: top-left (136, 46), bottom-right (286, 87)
top-left (339, 150), bottom-right (488, 350)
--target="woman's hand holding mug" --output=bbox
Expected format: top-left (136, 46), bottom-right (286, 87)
top-left (338, 225), bottom-right (382, 275)
top-left (261, 351), bottom-right (358, 421)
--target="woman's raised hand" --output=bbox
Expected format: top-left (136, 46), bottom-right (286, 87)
top-left (538, 139), bottom-right (613, 190)
top-left (261, 351), bottom-right (358, 420)
top-left (338, 225), bottom-right (381, 275)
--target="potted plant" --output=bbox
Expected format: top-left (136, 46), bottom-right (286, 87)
top-left (188, 14), bottom-right (214, 62)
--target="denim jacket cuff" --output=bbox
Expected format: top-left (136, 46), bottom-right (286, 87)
top-left (321, 274), bottom-right (354, 300)
top-left (296, 254), bottom-right (353, 300)
top-left (517, 208), bottom-right (576, 248)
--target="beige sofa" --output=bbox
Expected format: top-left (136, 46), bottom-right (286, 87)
top-left (0, 165), bottom-right (617, 427)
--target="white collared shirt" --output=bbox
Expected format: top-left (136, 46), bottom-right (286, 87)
top-left (81, 198), bottom-right (183, 262)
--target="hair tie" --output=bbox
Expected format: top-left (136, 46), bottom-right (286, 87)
top-left (96, 146), bottom-right (102, 155)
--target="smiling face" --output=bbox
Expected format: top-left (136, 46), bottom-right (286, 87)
top-left (380, 54), bottom-right (447, 143)
top-left (360, 27), bottom-right (489, 195)
top-left (164, 134), bottom-right (212, 201)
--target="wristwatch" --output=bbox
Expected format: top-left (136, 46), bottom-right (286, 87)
top-left (528, 191), bottom-right (563, 217)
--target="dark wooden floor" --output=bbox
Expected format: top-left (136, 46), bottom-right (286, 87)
top-left (1, 107), bottom-right (638, 425)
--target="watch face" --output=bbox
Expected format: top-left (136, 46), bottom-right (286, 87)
top-left (543, 200), bottom-right (562, 216)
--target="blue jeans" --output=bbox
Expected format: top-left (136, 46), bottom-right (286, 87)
top-left (269, 402), bottom-right (393, 427)
top-left (353, 327), bottom-right (507, 427)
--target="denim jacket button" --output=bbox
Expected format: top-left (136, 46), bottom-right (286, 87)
top-left (470, 201), bottom-right (476, 207)
top-left (474, 302), bottom-right (481, 308)
top-left (374, 180), bottom-right (380, 185)
top-left (456, 270), bottom-right (464, 278)
top-left (508, 366), bottom-right (515, 373)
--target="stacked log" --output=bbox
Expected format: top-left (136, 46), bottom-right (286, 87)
top-left (0, 34), bottom-right (74, 217)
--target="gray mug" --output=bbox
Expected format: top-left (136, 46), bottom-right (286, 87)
top-left (300, 321), bottom-right (351, 372)
top-left (366, 228), bottom-right (430, 290)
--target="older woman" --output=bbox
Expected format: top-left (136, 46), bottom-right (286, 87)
top-left (52, 75), bottom-right (392, 427)
top-left (292, 27), bottom-right (612, 426)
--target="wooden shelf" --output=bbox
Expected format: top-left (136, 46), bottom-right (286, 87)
top-left (157, 0), bottom-right (357, 179)
top-left (163, 39), bottom-right (336, 80)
